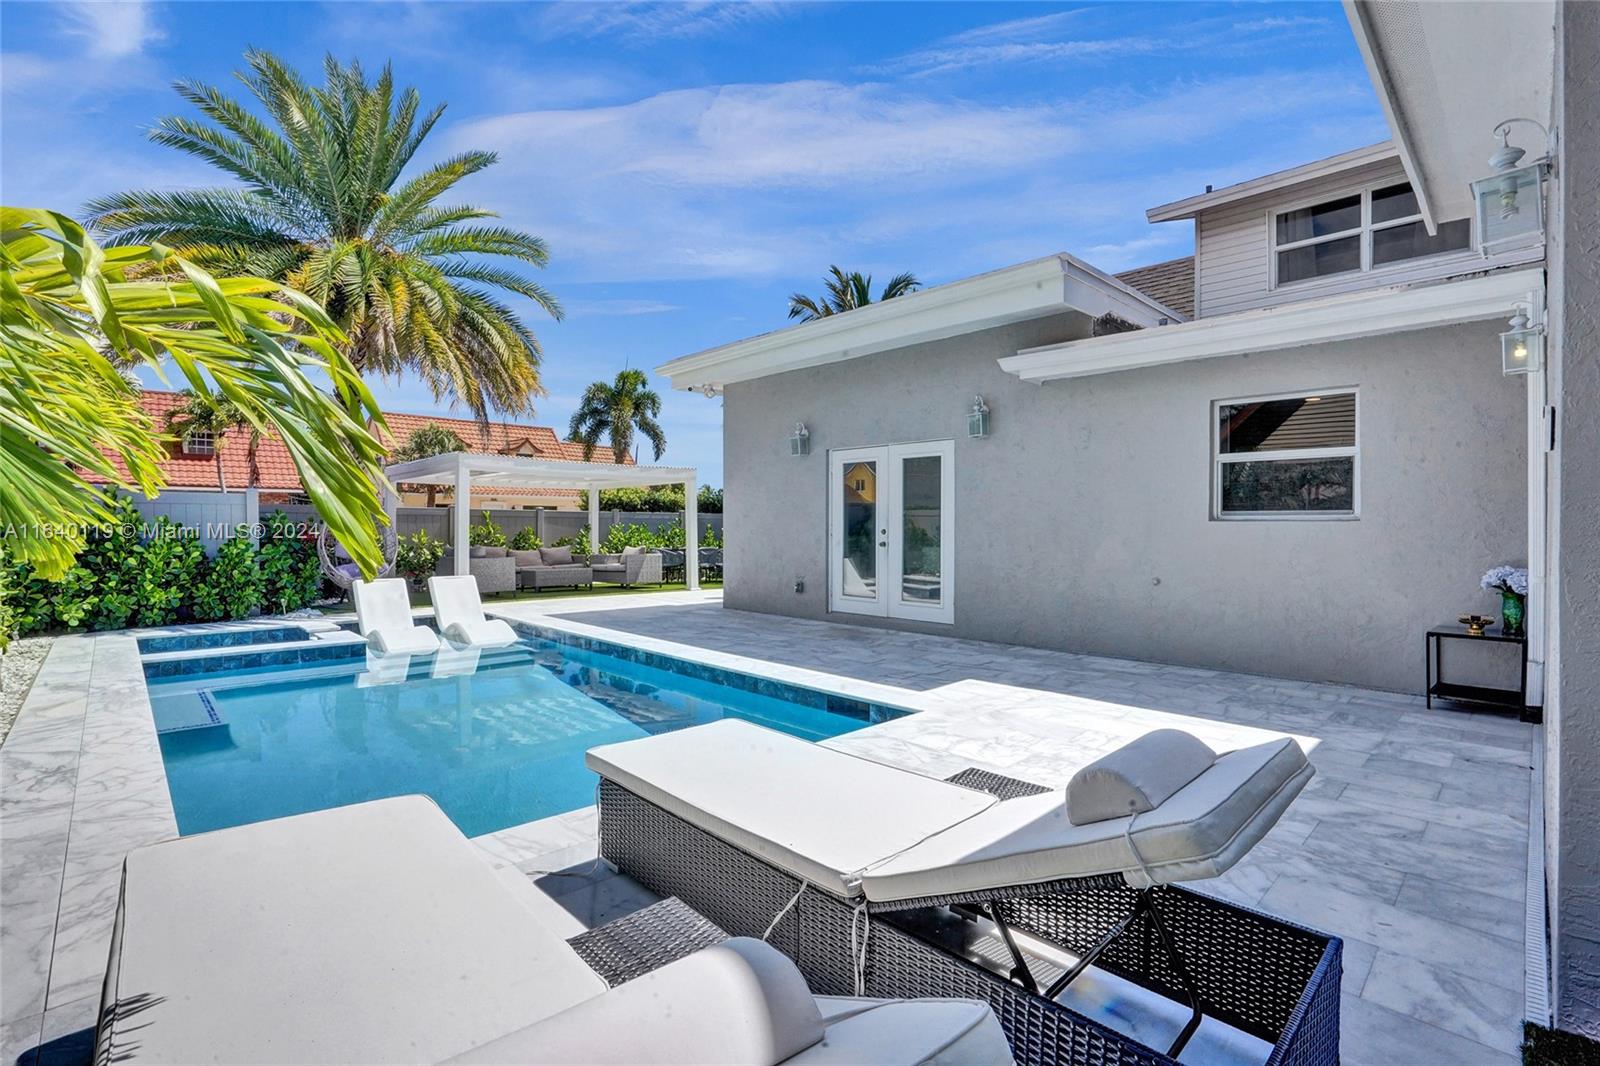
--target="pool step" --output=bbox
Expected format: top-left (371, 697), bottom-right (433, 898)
top-left (142, 630), bottom-right (368, 678)
top-left (153, 689), bottom-right (227, 734)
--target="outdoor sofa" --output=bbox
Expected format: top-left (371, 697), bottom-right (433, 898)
top-left (587, 720), bottom-right (1342, 1066)
top-left (437, 547), bottom-right (517, 596)
top-left (590, 545), bottom-right (665, 587)
top-left (512, 545), bottom-right (594, 591)
top-left (95, 795), bottom-right (1013, 1065)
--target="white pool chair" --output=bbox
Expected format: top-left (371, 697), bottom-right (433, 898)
top-left (428, 575), bottom-right (519, 648)
top-left (430, 644), bottom-right (482, 679)
top-left (351, 578), bottom-right (439, 654)
top-left (356, 649), bottom-right (413, 687)
top-left (96, 796), bottom-right (1012, 1066)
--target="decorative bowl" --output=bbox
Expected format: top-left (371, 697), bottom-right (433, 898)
top-left (1458, 614), bottom-right (1497, 636)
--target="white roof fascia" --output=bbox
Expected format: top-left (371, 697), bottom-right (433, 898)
top-left (1146, 142), bottom-right (1399, 223)
top-left (1343, 1), bottom-right (1438, 233)
top-left (384, 452), bottom-right (697, 488)
top-left (654, 254), bottom-right (1185, 392)
top-left (999, 266), bottom-right (1543, 384)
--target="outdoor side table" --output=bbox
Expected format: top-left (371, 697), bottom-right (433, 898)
top-left (1425, 623), bottom-right (1535, 721)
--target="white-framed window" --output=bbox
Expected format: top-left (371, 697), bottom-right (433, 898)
top-left (1213, 389), bottom-right (1358, 519)
top-left (1271, 182), bottom-right (1471, 287)
top-left (182, 430), bottom-right (216, 456)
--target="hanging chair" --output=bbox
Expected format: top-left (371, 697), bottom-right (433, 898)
top-left (317, 521), bottom-right (399, 590)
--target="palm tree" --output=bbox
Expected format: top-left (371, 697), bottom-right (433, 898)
top-left (166, 389), bottom-right (251, 494)
top-left (787, 266), bottom-right (920, 322)
top-left (568, 369), bottom-right (666, 463)
top-left (85, 51), bottom-right (561, 420)
top-left (392, 423), bottom-right (466, 507)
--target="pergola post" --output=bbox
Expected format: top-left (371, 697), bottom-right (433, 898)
top-left (587, 484), bottom-right (600, 558)
top-left (684, 474), bottom-right (699, 591)
top-left (453, 455), bottom-right (471, 576)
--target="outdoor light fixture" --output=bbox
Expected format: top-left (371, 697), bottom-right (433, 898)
top-left (967, 395), bottom-right (991, 439)
top-left (789, 422), bottom-right (810, 456)
top-left (1470, 118), bottom-right (1554, 254)
top-left (1501, 305), bottom-right (1545, 375)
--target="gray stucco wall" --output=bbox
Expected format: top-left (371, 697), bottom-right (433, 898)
top-left (724, 315), bottom-right (1526, 694)
top-left (1551, 0), bottom-right (1600, 1037)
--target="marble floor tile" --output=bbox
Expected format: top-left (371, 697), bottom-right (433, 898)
top-left (1394, 873), bottom-right (1525, 940)
top-left (1360, 951), bottom-right (1523, 1054)
top-left (1338, 993), bottom-right (1518, 1066)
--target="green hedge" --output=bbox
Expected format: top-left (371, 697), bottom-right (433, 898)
top-left (1, 497), bottom-right (327, 640)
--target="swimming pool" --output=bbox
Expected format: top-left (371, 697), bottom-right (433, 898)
top-left (147, 631), bottom-right (907, 837)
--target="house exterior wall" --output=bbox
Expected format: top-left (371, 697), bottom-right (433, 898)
top-left (1194, 156), bottom-right (1486, 318)
top-left (724, 316), bottom-right (1525, 694)
top-left (1550, 0), bottom-right (1600, 1037)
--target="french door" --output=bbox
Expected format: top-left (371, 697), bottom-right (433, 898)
top-left (828, 440), bottom-right (954, 623)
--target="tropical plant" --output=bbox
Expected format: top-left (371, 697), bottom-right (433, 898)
top-left (787, 266), bottom-right (920, 322)
top-left (72, 496), bottom-right (144, 630)
top-left (1, 207), bottom-right (391, 581)
top-left (86, 51), bottom-right (561, 419)
top-left (553, 528), bottom-right (592, 556)
top-left (395, 529), bottom-right (445, 585)
top-left (467, 510), bottom-right (507, 547)
top-left (510, 526), bottom-right (541, 551)
top-left (600, 522), bottom-right (657, 554)
top-left (192, 536), bottom-right (261, 621)
top-left (391, 423), bottom-right (467, 507)
top-left (569, 369), bottom-right (665, 463)
top-left (134, 519), bottom-right (207, 626)
top-left (166, 388), bottom-right (251, 493)
top-left (258, 509), bottom-right (322, 613)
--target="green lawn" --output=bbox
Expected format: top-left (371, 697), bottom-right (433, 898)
top-left (406, 579), bottom-right (721, 608)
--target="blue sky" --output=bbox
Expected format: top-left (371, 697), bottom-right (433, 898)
top-left (1, 1), bottom-right (1387, 487)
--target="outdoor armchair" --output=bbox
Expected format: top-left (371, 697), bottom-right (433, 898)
top-left (590, 546), bottom-right (665, 587)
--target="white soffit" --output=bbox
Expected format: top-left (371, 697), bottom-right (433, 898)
top-left (999, 267), bottom-right (1544, 384)
top-left (654, 254), bottom-right (1185, 391)
top-left (1344, 0), bottom-right (1555, 227)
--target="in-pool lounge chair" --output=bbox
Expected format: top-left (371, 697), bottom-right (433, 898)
top-left (587, 721), bottom-right (1339, 1066)
top-left (351, 577), bottom-right (439, 654)
top-left (95, 796), bottom-right (1012, 1065)
top-left (428, 575), bottom-right (519, 648)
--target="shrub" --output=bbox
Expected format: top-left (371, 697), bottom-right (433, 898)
top-left (553, 527), bottom-right (592, 556)
top-left (510, 526), bottom-right (542, 551)
top-left (258, 511), bottom-right (321, 614)
top-left (192, 537), bottom-right (261, 621)
top-left (467, 510), bottom-right (507, 547)
top-left (49, 565), bottom-right (98, 630)
top-left (396, 530), bottom-right (446, 583)
top-left (0, 558), bottom-right (16, 651)
top-left (74, 498), bottom-right (144, 630)
top-left (135, 518), bottom-right (206, 626)
top-left (654, 519), bottom-right (686, 550)
top-left (601, 522), bottom-right (657, 553)
top-left (6, 559), bottom-right (56, 635)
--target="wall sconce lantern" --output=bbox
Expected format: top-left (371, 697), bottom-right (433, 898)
top-left (967, 395), bottom-right (991, 439)
top-left (1501, 306), bottom-right (1545, 375)
top-left (789, 422), bottom-right (810, 456)
top-left (1470, 118), bottom-right (1554, 254)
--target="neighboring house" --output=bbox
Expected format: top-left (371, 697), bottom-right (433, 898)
top-left (663, 1), bottom-right (1597, 1039)
top-left (89, 391), bottom-right (631, 511)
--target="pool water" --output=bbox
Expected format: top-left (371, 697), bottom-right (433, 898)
top-left (150, 637), bottom-right (887, 837)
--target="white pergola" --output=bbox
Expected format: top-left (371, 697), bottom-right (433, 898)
top-left (382, 452), bottom-right (702, 590)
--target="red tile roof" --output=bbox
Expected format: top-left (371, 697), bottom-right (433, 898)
top-left (86, 391), bottom-right (630, 499)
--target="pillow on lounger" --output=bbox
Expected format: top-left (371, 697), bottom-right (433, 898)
top-left (1067, 729), bottom-right (1216, 826)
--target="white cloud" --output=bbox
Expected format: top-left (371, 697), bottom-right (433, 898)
top-left (942, 10), bottom-right (1091, 45)
top-left (563, 299), bottom-right (683, 317)
top-left (59, 0), bottom-right (161, 59)
top-left (537, 1), bottom-right (791, 42)
top-left (1080, 231), bottom-right (1187, 271)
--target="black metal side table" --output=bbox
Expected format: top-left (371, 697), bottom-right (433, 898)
top-left (1425, 623), bottom-right (1535, 721)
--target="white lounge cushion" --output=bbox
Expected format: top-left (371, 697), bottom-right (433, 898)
top-left (791, 998), bottom-right (1014, 1065)
top-left (860, 737), bottom-right (1312, 901)
top-left (587, 721), bottom-right (996, 898)
top-left (351, 578), bottom-right (439, 654)
top-left (444, 938), bottom-right (825, 1065)
top-left (428, 576), bottom-right (518, 648)
top-left (99, 796), bottom-right (605, 1064)
top-left (1067, 729), bottom-right (1216, 826)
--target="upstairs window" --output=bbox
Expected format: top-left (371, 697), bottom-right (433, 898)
top-left (1214, 391), bottom-right (1357, 518)
top-left (182, 430), bottom-right (216, 456)
top-left (1272, 183), bottom-right (1471, 286)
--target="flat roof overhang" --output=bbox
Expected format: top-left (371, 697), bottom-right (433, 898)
top-left (654, 253), bottom-right (1187, 393)
top-left (998, 266), bottom-right (1545, 384)
top-left (384, 452), bottom-right (697, 489)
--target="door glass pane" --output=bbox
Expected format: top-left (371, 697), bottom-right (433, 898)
top-left (900, 456), bottom-right (941, 604)
top-left (1220, 457), bottom-right (1355, 513)
top-left (1275, 194), bottom-right (1361, 243)
top-left (840, 460), bottom-right (877, 598)
top-left (1276, 236), bottom-right (1360, 283)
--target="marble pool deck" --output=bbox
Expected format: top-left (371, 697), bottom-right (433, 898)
top-left (0, 593), bottom-right (1537, 1065)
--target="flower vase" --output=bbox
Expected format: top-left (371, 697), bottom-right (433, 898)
top-left (1501, 591), bottom-right (1526, 638)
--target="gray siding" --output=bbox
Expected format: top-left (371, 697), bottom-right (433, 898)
top-left (1195, 157), bottom-right (1485, 317)
top-left (724, 317), bottom-right (1525, 694)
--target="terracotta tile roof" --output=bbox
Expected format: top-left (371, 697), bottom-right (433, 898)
top-left (1115, 257), bottom-right (1195, 318)
top-left (86, 391), bottom-right (629, 500)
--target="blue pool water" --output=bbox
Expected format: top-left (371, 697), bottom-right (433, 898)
top-left (149, 636), bottom-right (897, 837)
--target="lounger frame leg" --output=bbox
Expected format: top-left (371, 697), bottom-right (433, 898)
top-left (984, 902), bottom-right (1039, 994)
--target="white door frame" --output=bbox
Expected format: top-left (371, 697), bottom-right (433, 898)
top-left (828, 440), bottom-right (955, 624)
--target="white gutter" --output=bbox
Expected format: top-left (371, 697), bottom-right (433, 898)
top-left (999, 267), bottom-right (1545, 384)
top-left (655, 253), bottom-right (1185, 392)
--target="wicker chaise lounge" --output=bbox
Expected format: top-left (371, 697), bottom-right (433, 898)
top-left (96, 796), bottom-right (1014, 1065)
top-left (587, 721), bottom-right (1341, 1066)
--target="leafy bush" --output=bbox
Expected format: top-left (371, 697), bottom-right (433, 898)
top-left (49, 565), bottom-right (98, 630)
top-left (510, 526), bottom-right (542, 551)
top-left (579, 485), bottom-right (724, 513)
top-left (396, 530), bottom-right (446, 583)
top-left (0, 557), bottom-right (16, 651)
top-left (467, 510), bottom-right (507, 547)
top-left (601, 522), bottom-right (658, 553)
top-left (259, 523), bottom-right (321, 615)
top-left (654, 519), bottom-right (686, 550)
top-left (192, 537), bottom-right (261, 622)
top-left (135, 518), bottom-right (206, 626)
top-left (5, 559), bottom-right (56, 636)
top-left (553, 527), bottom-right (592, 556)
top-left (73, 497), bottom-right (144, 630)
top-left (697, 486), bottom-right (723, 514)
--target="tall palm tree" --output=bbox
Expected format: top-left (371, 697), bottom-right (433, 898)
top-left (787, 266), bottom-right (920, 322)
top-left (568, 369), bottom-right (666, 463)
top-left (85, 51), bottom-right (561, 420)
top-left (391, 423), bottom-right (466, 507)
top-left (166, 388), bottom-right (252, 494)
